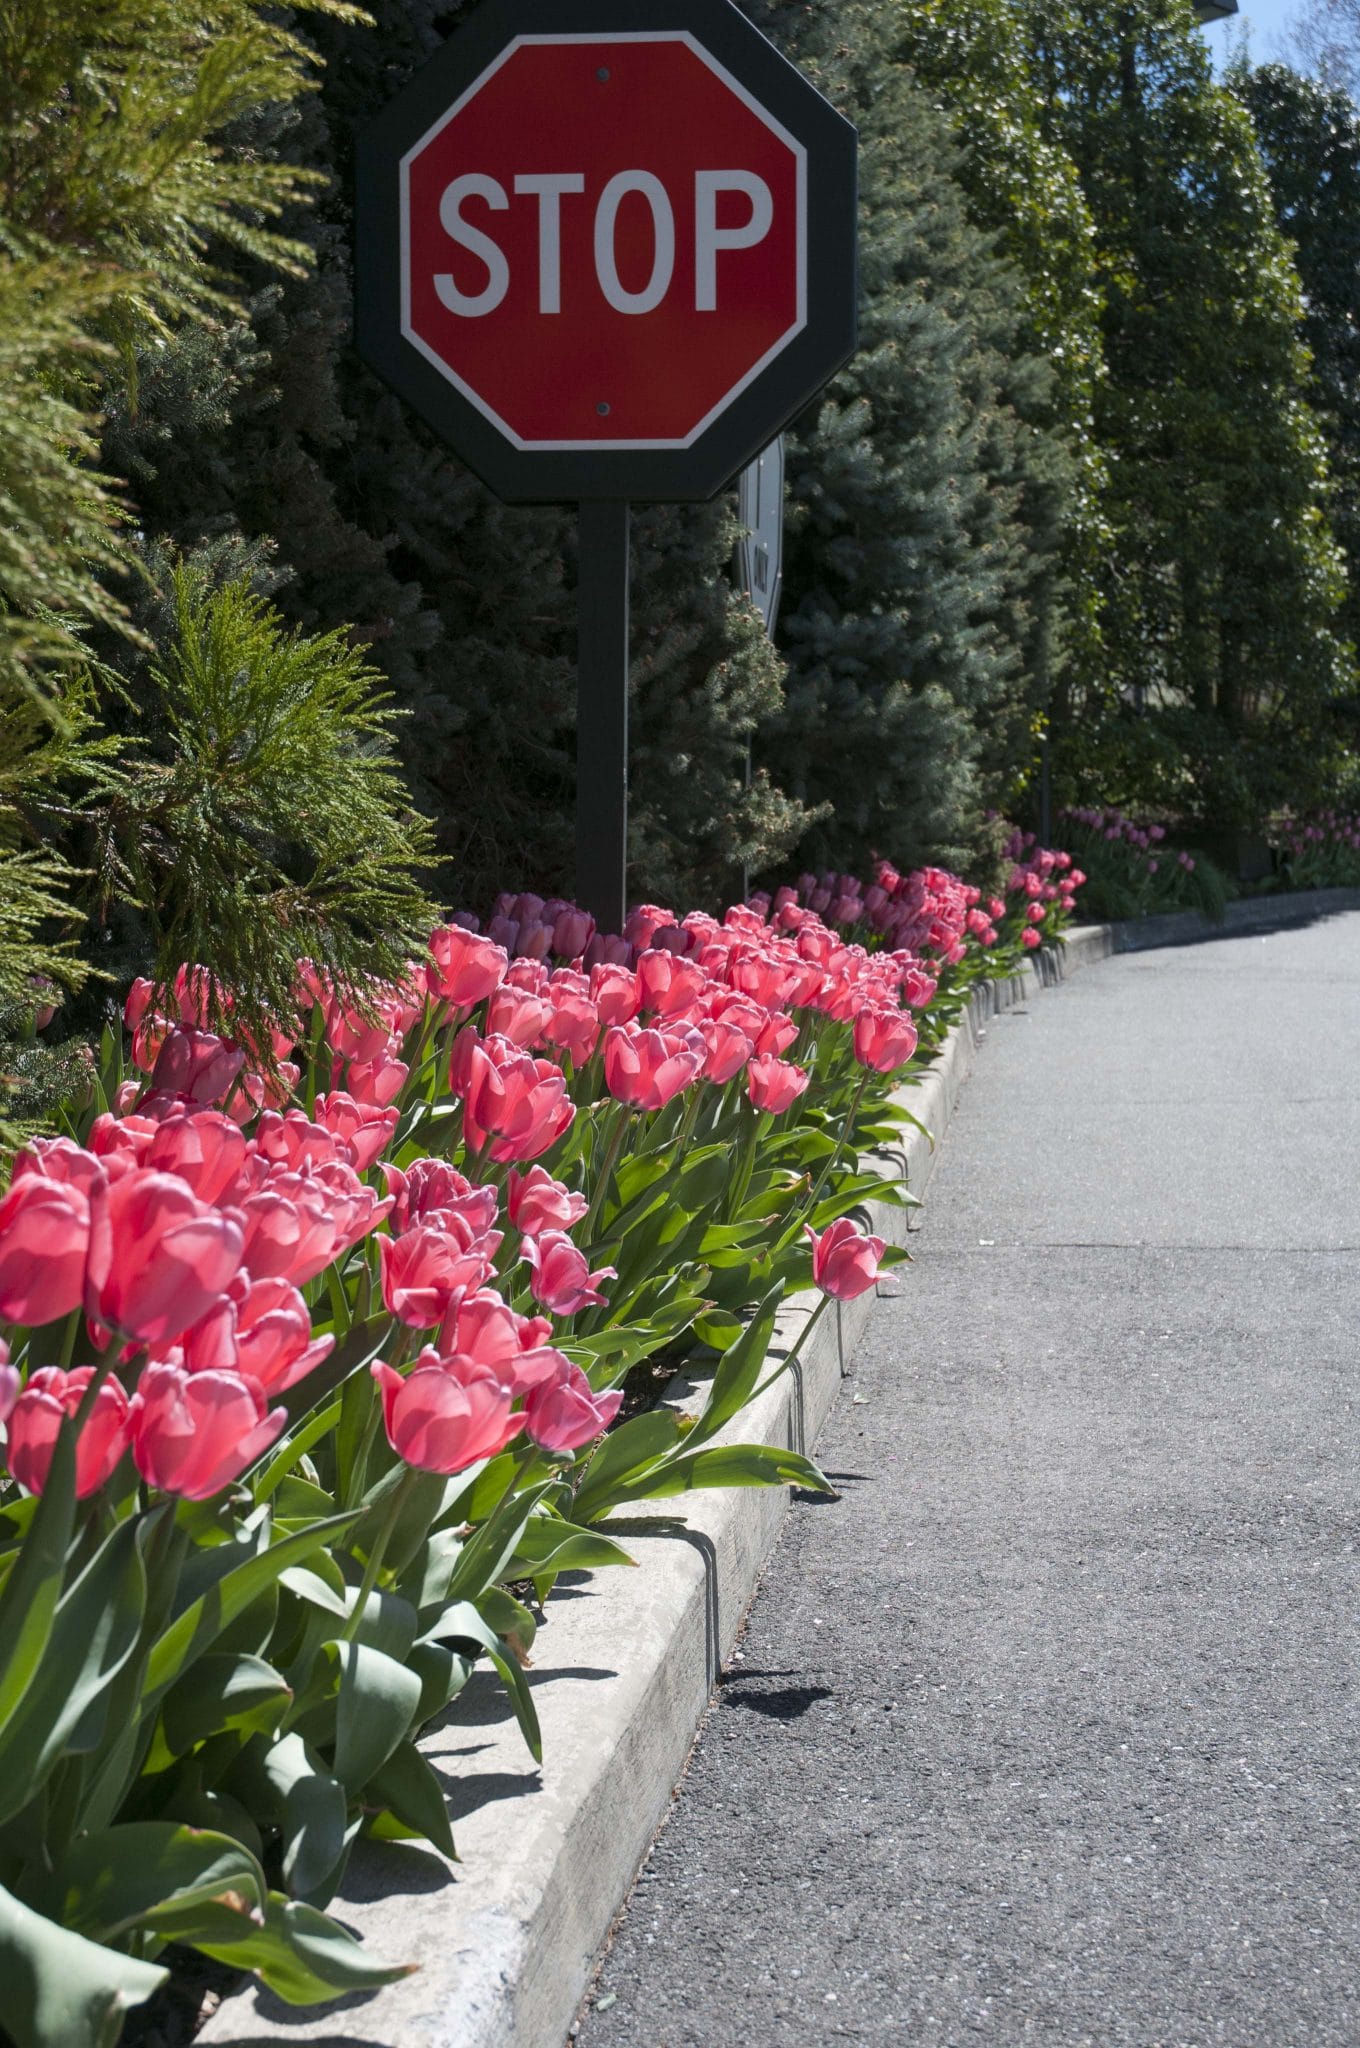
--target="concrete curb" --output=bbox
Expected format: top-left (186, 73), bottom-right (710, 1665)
top-left (200, 922), bottom-right (1115, 2048)
top-left (1111, 884), bottom-right (1360, 952)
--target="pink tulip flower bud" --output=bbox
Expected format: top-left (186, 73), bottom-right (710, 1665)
top-left (523, 1356), bottom-right (622, 1452)
top-left (209, 1276), bottom-right (334, 1394)
top-left (589, 961), bottom-right (641, 1027)
top-left (805, 1218), bottom-right (887, 1302)
top-left (552, 907), bottom-right (596, 960)
top-left (129, 1362), bottom-right (285, 1499)
top-left (372, 1355), bottom-right (522, 1474)
top-left (521, 1231), bottom-right (615, 1316)
top-left (85, 1170), bottom-right (245, 1349)
top-left (852, 1006), bottom-right (919, 1074)
top-left (487, 984), bottom-right (554, 1048)
top-left (7, 1366), bottom-right (131, 1498)
top-left (144, 1111), bottom-right (249, 1207)
top-left (747, 1055), bottom-right (809, 1114)
top-left (441, 1287), bottom-right (552, 1375)
top-left (0, 1174), bottom-right (93, 1326)
top-left (312, 1092), bottom-right (399, 1174)
top-left (379, 1218), bottom-right (499, 1328)
top-left (427, 924), bottom-right (508, 1007)
top-left (507, 1165), bottom-right (588, 1237)
top-left (124, 977), bottom-right (157, 1031)
top-left (603, 1023), bottom-right (704, 1112)
top-left (150, 1027), bottom-right (245, 1108)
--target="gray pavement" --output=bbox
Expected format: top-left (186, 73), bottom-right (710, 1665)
top-left (574, 913), bottom-right (1360, 2048)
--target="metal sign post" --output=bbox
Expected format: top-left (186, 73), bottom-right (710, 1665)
top-left (354, 0), bottom-right (857, 931)
top-left (576, 501), bottom-right (631, 932)
top-left (737, 435), bottom-right (785, 638)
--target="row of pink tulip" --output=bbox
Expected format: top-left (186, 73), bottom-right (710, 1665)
top-left (0, 846), bottom-right (1080, 2036)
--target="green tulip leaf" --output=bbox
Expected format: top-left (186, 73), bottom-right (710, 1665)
top-left (41, 1821), bottom-right (266, 1943)
top-left (0, 1514), bottom-right (146, 1828)
top-left (0, 1881), bottom-right (165, 2048)
top-left (364, 1739), bottom-right (457, 1860)
top-left (332, 1640), bottom-right (422, 1794)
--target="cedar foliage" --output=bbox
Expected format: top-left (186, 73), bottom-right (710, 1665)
top-left (743, 0), bottom-right (1071, 873)
top-left (0, 0), bottom-right (440, 1139)
top-left (1027, 0), bottom-right (1351, 827)
top-left (1235, 60), bottom-right (1360, 735)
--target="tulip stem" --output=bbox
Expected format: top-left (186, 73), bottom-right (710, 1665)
top-left (745, 1292), bottom-right (832, 1408)
top-left (805, 1070), bottom-right (870, 1218)
top-left (57, 1307), bottom-right (81, 1371)
top-left (671, 1087), bottom-right (704, 1169)
top-left (581, 1103), bottom-right (629, 1250)
top-left (344, 1466), bottom-right (418, 1642)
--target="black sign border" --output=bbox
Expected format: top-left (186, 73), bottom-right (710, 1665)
top-left (354, 0), bottom-right (858, 503)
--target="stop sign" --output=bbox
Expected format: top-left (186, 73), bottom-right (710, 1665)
top-left (355, 0), bottom-right (857, 502)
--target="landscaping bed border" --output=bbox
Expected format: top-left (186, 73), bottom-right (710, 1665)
top-left (200, 923), bottom-right (1115, 2048)
top-left (1109, 884), bottom-right (1360, 952)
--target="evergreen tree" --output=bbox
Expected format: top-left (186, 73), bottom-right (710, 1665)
top-left (744, 0), bottom-right (1066, 873)
top-left (887, 0), bottom-right (1111, 753)
top-left (107, 0), bottom-right (811, 915)
top-left (1028, 0), bottom-right (1352, 829)
top-left (0, 0), bottom-right (441, 1134)
top-left (1235, 62), bottom-right (1360, 710)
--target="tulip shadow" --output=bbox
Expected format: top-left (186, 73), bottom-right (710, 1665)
top-left (429, 1765), bottom-right (544, 1823)
top-left (717, 1668), bottom-right (835, 1721)
top-left (439, 1663), bottom-right (619, 1731)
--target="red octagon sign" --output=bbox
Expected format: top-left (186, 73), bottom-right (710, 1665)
top-left (356, 0), bottom-right (857, 502)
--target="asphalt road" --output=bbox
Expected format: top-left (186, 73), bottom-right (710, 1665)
top-left (574, 913), bottom-right (1360, 2048)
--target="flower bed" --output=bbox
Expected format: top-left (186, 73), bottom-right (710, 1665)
top-left (0, 848), bottom-right (1080, 2048)
top-left (1270, 808), bottom-right (1360, 890)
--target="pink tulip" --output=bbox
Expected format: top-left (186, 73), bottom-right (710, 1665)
top-left (0, 1340), bottom-right (15, 1425)
top-left (7, 1367), bottom-right (130, 1497)
top-left (806, 1218), bottom-right (887, 1301)
top-left (312, 1092), bottom-right (398, 1174)
top-left (379, 1220), bottom-right (499, 1328)
top-left (523, 1356), bottom-right (622, 1452)
top-left (852, 1006), bottom-right (919, 1074)
top-left (747, 1056), bottom-right (809, 1114)
top-left (87, 1113), bottom-right (159, 1176)
top-left (487, 983), bottom-right (553, 1048)
top-left (636, 949), bottom-right (707, 1018)
top-left (124, 977), bottom-right (156, 1031)
top-left (85, 1170), bottom-right (245, 1348)
top-left (383, 1158), bottom-right (498, 1236)
top-left (372, 1356), bottom-right (522, 1474)
top-left (345, 1049), bottom-right (410, 1109)
top-left (520, 1231), bottom-right (615, 1316)
top-left (323, 998), bottom-right (395, 1065)
top-left (129, 1362), bottom-right (285, 1499)
top-left (150, 1027), bottom-right (245, 1108)
top-left (453, 1030), bottom-right (575, 1162)
top-left (506, 1166), bottom-right (588, 1237)
top-left (589, 962), bottom-right (641, 1025)
top-left (252, 1108), bottom-right (350, 1173)
top-left (753, 1011), bottom-right (800, 1058)
top-left (552, 906), bottom-right (595, 959)
top-left (699, 1017), bottom-right (752, 1085)
top-left (144, 1111), bottom-right (249, 1206)
top-left (0, 1174), bottom-right (92, 1326)
top-left (427, 924), bottom-right (508, 1007)
top-left (176, 1277), bottom-right (333, 1394)
top-left (603, 1023), bottom-right (704, 1111)
top-left (441, 1287), bottom-right (552, 1378)
top-left (10, 1135), bottom-right (106, 1195)
top-left (542, 983), bottom-right (600, 1065)
top-left (237, 1174), bottom-right (341, 1287)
